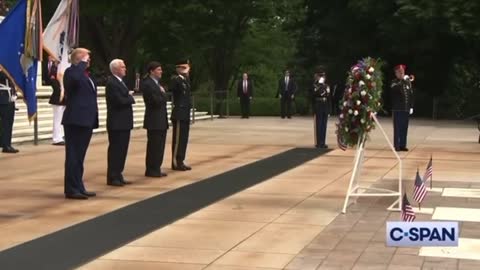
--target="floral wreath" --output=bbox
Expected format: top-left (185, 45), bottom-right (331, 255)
top-left (336, 57), bottom-right (384, 150)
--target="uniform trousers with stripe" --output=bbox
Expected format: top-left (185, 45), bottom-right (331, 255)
top-left (314, 110), bottom-right (328, 147)
top-left (171, 120), bottom-right (190, 167)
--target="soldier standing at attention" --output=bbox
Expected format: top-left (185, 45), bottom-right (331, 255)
top-left (169, 59), bottom-right (192, 171)
top-left (391, 64), bottom-right (414, 152)
top-left (311, 67), bottom-right (330, 149)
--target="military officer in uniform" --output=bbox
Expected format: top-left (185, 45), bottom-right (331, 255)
top-left (311, 68), bottom-right (330, 148)
top-left (169, 59), bottom-right (192, 171)
top-left (390, 64), bottom-right (414, 151)
top-left (0, 69), bottom-right (19, 153)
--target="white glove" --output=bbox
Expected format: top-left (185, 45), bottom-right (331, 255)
top-left (327, 86), bottom-right (330, 93)
top-left (11, 95), bottom-right (17, 102)
top-left (409, 108), bottom-right (413, 115)
top-left (404, 75), bottom-right (410, 81)
top-left (319, 77), bottom-right (325, 84)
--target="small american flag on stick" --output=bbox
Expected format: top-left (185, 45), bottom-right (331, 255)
top-left (423, 155), bottom-right (433, 188)
top-left (402, 193), bottom-right (416, 222)
top-left (413, 169), bottom-right (427, 206)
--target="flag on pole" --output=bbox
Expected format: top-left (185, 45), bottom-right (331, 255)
top-left (42, 0), bottom-right (79, 76)
top-left (413, 169), bottom-right (427, 204)
top-left (423, 155), bottom-right (433, 186)
top-left (0, 0), bottom-right (43, 120)
top-left (402, 193), bottom-right (416, 222)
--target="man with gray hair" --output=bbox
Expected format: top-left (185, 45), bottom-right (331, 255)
top-left (105, 59), bottom-right (135, 186)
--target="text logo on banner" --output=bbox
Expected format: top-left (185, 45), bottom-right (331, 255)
top-left (386, 222), bottom-right (459, 247)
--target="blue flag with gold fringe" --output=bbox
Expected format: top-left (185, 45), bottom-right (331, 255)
top-left (0, 0), bottom-right (43, 120)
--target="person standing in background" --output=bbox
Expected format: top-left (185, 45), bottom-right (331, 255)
top-left (276, 69), bottom-right (296, 119)
top-left (0, 68), bottom-right (18, 153)
top-left (237, 72), bottom-right (253, 118)
top-left (46, 55), bottom-right (66, 146)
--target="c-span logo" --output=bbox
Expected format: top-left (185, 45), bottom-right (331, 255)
top-left (386, 222), bottom-right (459, 247)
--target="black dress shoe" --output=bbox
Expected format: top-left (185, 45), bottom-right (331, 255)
top-left (145, 172), bottom-right (167, 177)
top-left (52, 141), bottom-right (65, 146)
top-left (400, 147), bottom-right (409, 152)
top-left (107, 180), bottom-right (124, 187)
top-left (65, 193), bottom-right (88, 200)
top-left (172, 165), bottom-right (188, 171)
top-left (183, 164), bottom-right (192, 170)
top-left (82, 191), bottom-right (96, 197)
top-left (2, 146), bottom-right (19, 153)
top-left (121, 179), bottom-right (132, 185)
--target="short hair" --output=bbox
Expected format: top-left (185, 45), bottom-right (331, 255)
top-left (147, 61), bottom-right (162, 73)
top-left (70, 48), bottom-right (90, 65)
top-left (109, 59), bottom-right (124, 73)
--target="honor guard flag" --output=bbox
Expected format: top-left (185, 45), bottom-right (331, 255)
top-left (0, 0), bottom-right (43, 120)
top-left (43, 0), bottom-right (79, 76)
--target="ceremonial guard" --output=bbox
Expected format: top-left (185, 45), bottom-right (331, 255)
top-left (391, 64), bottom-right (414, 151)
top-left (0, 68), bottom-right (18, 153)
top-left (169, 59), bottom-right (192, 171)
top-left (46, 56), bottom-right (66, 146)
top-left (311, 68), bottom-right (330, 148)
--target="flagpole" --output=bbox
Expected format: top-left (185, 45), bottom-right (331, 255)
top-left (430, 154), bottom-right (433, 189)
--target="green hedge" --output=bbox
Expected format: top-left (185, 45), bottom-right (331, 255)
top-left (193, 97), bottom-right (311, 116)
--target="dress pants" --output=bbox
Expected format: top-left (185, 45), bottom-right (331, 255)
top-left (240, 97), bottom-right (250, 118)
top-left (145, 129), bottom-right (167, 175)
top-left (314, 111), bottom-right (328, 146)
top-left (280, 96), bottom-right (292, 118)
top-left (0, 103), bottom-right (15, 148)
top-left (52, 105), bottom-right (65, 143)
top-left (64, 125), bottom-right (93, 195)
top-left (107, 130), bottom-right (131, 181)
top-left (172, 120), bottom-right (190, 167)
top-left (393, 111), bottom-right (409, 149)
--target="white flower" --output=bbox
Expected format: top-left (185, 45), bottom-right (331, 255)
top-left (354, 110), bottom-right (359, 116)
top-left (340, 114), bottom-right (344, 119)
top-left (356, 100), bottom-right (361, 106)
top-left (368, 67), bottom-right (374, 73)
top-left (366, 74), bottom-right (371, 80)
top-left (361, 119), bottom-right (366, 124)
top-left (361, 90), bottom-right (367, 96)
top-left (359, 80), bottom-right (365, 86)
top-left (348, 88), bottom-right (352, 94)
top-left (343, 101), bottom-right (347, 106)
top-left (345, 127), bottom-right (349, 132)
top-left (348, 109), bottom-right (353, 114)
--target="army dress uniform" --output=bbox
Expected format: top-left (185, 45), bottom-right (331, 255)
top-left (169, 61), bottom-right (192, 171)
top-left (311, 76), bottom-right (330, 148)
top-left (0, 71), bottom-right (19, 153)
top-left (391, 71), bottom-right (414, 151)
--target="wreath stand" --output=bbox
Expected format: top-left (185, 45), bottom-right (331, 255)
top-left (341, 114), bottom-right (403, 213)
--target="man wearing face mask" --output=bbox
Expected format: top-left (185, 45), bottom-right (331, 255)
top-left (391, 64), bottom-right (414, 152)
top-left (62, 48), bottom-right (99, 199)
top-left (169, 59), bottom-right (192, 171)
top-left (311, 67), bottom-right (331, 149)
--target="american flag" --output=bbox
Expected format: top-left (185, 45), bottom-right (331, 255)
top-left (337, 132), bottom-right (347, 151)
top-left (402, 193), bottom-right (416, 222)
top-left (423, 156), bottom-right (433, 183)
top-left (413, 170), bottom-right (427, 204)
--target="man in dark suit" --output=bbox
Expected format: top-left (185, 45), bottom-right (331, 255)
top-left (46, 56), bottom-right (66, 146)
top-left (62, 48), bottom-right (98, 199)
top-left (276, 69), bottom-right (297, 119)
top-left (0, 68), bottom-right (18, 153)
top-left (141, 61), bottom-right (169, 177)
top-left (390, 64), bottom-right (414, 152)
top-left (105, 59), bottom-right (135, 186)
top-left (237, 72), bottom-right (253, 118)
top-left (170, 59), bottom-right (192, 171)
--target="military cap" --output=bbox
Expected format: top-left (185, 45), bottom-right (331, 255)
top-left (175, 59), bottom-right (190, 67)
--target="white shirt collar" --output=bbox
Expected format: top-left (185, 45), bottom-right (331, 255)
top-left (150, 76), bottom-right (159, 85)
top-left (114, 74), bottom-right (123, 83)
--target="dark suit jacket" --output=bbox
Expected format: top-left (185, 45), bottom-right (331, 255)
top-left (141, 77), bottom-right (169, 130)
top-left (0, 71), bottom-right (15, 105)
top-left (237, 79), bottom-right (253, 98)
top-left (276, 76), bottom-right (296, 98)
top-left (106, 76), bottom-right (135, 131)
top-left (169, 74), bottom-right (191, 121)
top-left (62, 62), bottom-right (99, 129)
